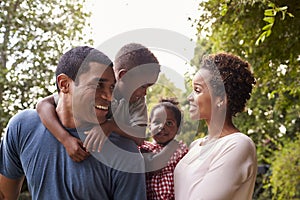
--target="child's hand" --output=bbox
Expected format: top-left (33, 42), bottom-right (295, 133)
top-left (62, 136), bottom-right (90, 162)
top-left (84, 124), bottom-right (111, 152)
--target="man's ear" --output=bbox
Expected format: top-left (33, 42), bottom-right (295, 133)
top-left (57, 74), bottom-right (71, 93)
top-left (117, 69), bottom-right (127, 80)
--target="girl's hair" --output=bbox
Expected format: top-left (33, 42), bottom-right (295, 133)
top-left (150, 98), bottom-right (183, 133)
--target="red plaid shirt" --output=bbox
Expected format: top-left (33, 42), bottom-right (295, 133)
top-left (141, 141), bottom-right (188, 200)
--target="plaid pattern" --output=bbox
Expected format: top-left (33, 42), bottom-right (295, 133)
top-left (141, 141), bottom-right (188, 200)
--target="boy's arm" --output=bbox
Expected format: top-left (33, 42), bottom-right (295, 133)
top-left (36, 95), bottom-right (89, 162)
top-left (108, 119), bottom-right (145, 145)
top-left (83, 119), bottom-right (144, 152)
top-left (143, 140), bottom-right (179, 172)
top-left (0, 174), bottom-right (24, 200)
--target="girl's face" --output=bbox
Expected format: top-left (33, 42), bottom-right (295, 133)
top-left (187, 69), bottom-right (214, 121)
top-left (150, 107), bottom-right (179, 145)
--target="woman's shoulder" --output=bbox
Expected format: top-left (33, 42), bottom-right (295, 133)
top-left (189, 137), bottom-right (204, 149)
top-left (220, 132), bottom-right (256, 154)
top-left (226, 132), bottom-right (255, 146)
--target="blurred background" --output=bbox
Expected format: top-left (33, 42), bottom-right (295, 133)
top-left (1, 0), bottom-right (299, 199)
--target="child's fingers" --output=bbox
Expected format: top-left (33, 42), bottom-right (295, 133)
top-left (84, 132), bottom-right (94, 151)
top-left (92, 133), bottom-right (102, 152)
top-left (83, 128), bottom-right (108, 152)
top-left (99, 133), bottom-right (108, 152)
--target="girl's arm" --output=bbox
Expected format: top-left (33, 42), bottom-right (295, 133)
top-left (109, 119), bottom-right (145, 145)
top-left (143, 140), bottom-right (179, 172)
top-left (36, 95), bottom-right (90, 162)
top-left (83, 119), bottom-right (144, 152)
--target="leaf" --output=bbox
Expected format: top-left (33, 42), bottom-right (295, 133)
top-left (277, 6), bottom-right (288, 12)
top-left (281, 11), bottom-right (286, 20)
top-left (220, 4), bottom-right (228, 16)
top-left (263, 17), bottom-right (275, 24)
top-left (256, 31), bottom-right (267, 45)
top-left (266, 29), bottom-right (272, 37)
top-left (268, 2), bottom-right (276, 8)
top-left (264, 9), bottom-right (276, 16)
top-left (262, 23), bottom-right (273, 31)
top-left (287, 12), bottom-right (294, 18)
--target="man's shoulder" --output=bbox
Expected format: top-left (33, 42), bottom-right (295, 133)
top-left (108, 132), bottom-right (140, 153)
top-left (7, 109), bottom-right (40, 128)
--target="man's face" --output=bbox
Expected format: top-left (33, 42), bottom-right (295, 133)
top-left (72, 62), bottom-right (116, 126)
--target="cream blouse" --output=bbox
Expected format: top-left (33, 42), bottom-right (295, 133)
top-left (174, 132), bottom-right (257, 200)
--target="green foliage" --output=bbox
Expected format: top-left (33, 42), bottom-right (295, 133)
top-left (270, 137), bottom-right (300, 199)
top-left (146, 74), bottom-right (183, 112)
top-left (0, 0), bottom-right (92, 135)
top-left (194, 0), bottom-right (300, 198)
top-left (256, 2), bottom-right (294, 45)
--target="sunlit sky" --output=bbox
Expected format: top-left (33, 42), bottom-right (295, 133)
top-left (84, 0), bottom-right (201, 90)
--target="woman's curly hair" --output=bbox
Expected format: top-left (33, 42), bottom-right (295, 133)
top-left (200, 53), bottom-right (256, 116)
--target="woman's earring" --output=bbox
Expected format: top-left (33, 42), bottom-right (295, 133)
top-left (217, 101), bottom-right (223, 108)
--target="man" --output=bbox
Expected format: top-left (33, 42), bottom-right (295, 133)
top-left (0, 46), bottom-right (147, 199)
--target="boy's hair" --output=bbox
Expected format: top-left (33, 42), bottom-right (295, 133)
top-left (55, 46), bottom-right (113, 92)
top-left (150, 98), bottom-right (183, 134)
top-left (114, 43), bottom-right (159, 72)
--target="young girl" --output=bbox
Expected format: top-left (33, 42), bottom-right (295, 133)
top-left (141, 98), bottom-right (188, 200)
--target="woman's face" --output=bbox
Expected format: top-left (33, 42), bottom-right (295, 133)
top-left (150, 107), bottom-right (179, 145)
top-left (188, 69), bottom-right (214, 121)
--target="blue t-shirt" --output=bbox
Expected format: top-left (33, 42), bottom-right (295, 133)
top-left (0, 109), bottom-right (146, 200)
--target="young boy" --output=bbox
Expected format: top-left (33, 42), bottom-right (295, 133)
top-left (36, 43), bottom-right (174, 162)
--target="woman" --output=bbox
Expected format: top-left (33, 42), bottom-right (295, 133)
top-left (174, 53), bottom-right (257, 200)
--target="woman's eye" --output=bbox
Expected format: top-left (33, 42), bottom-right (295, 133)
top-left (194, 87), bottom-right (201, 94)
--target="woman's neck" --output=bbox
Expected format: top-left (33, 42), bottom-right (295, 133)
top-left (206, 117), bottom-right (239, 139)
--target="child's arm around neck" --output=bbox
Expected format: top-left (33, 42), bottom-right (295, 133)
top-left (36, 94), bottom-right (90, 162)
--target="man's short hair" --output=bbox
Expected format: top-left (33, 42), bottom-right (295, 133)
top-left (55, 46), bottom-right (113, 92)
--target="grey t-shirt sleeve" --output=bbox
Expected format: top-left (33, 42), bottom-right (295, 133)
top-left (0, 112), bottom-right (25, 179)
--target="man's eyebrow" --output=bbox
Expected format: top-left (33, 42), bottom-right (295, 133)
top-left (93, 78), bottom-right (109, 82)
top-left (94, 78), bottom-right (116, 85)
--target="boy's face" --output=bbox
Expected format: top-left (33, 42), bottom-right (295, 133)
top-left (129, 77), bottom-right (157, 103)
top-left (117, 65), bottom-right (160, 103)
top-left (72, 62), bottom-right (116, 126)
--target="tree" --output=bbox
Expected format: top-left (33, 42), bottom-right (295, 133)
top-left (270, 136), bottom-right (300, 199)
top-left (193, 0), bottom-right (300, 198)
top-left (0, 0), bottom-right (92, 136)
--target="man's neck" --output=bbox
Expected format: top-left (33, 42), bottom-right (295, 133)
top-left (56, 97), bottom-right (76, 128)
